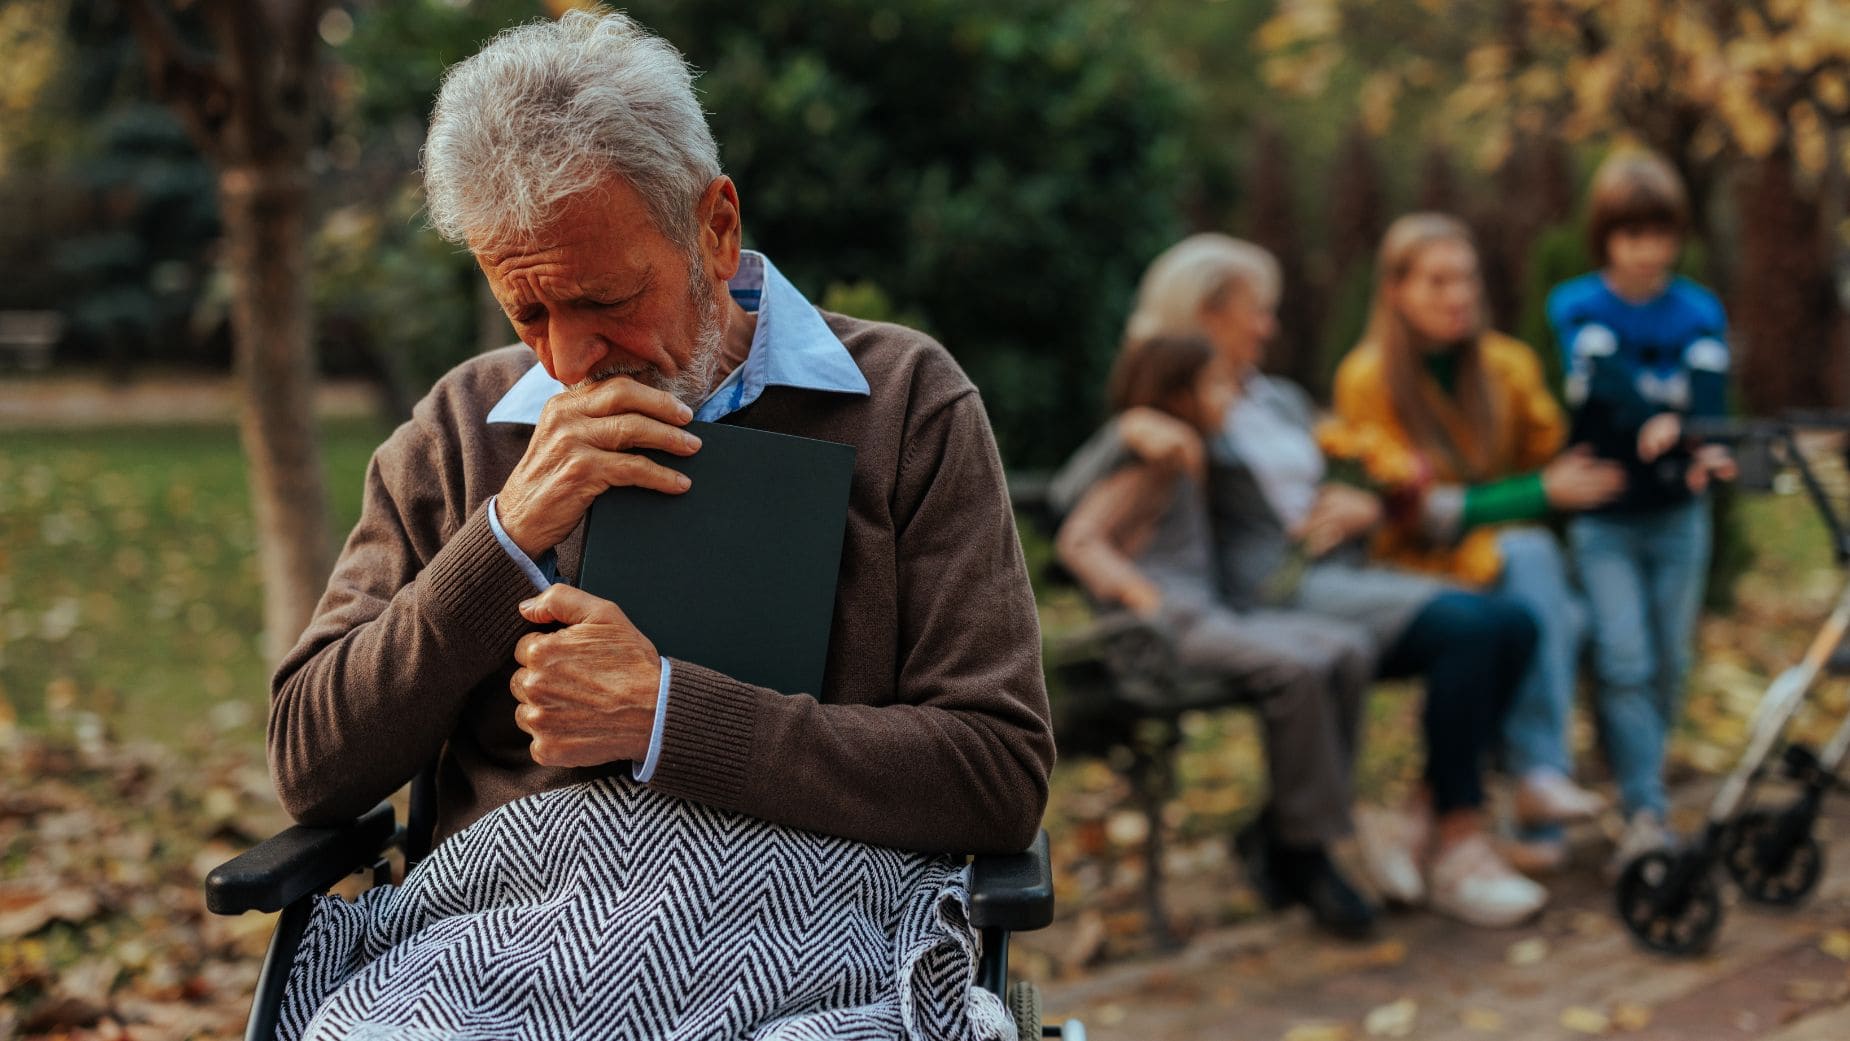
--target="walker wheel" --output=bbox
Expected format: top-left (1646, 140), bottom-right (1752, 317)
top-left (1616, 850), bottom-right (1723, 956)
top-left (1007, 980), bottom-right (1042, 1041)
top-left (1724, 811), bottom-right (1825, 906)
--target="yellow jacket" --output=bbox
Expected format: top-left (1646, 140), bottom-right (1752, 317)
top-left (1323, 331), bottom-right (1565, 586)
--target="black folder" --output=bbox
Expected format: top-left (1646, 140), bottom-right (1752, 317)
top-left (578, 421), bottom-right (855, 696)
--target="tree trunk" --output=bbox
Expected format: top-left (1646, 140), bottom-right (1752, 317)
top-left (1327, 124), bottom-right (1385, 280)
top-left (1477, 131), bottom-right (1573, 331)
top-left (1245, 122), bottom-right (1323, 394)
top-left (119, 0), bottom-right (334, 663)
top-left (1416, 143), bottom-right (1463, 218)
top-left (220, 162), bottom-right (332, 661)
top-left (1732, 147), bottom-right (1849, 414)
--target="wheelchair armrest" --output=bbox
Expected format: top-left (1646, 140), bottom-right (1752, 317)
top-left (969, 829), bottom-right (1054, 932)
top-left (205, 801), bottom-right (398, 916)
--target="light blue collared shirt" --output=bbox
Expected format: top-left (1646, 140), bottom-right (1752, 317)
top-left (485, 250), bottom-right (870, 782)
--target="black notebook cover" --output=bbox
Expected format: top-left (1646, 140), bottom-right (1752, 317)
top-left (578, 421), bottom-right (856, 696)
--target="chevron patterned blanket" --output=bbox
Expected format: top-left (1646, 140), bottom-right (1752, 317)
top-left (276, 778), bottom-right (1015, 1041)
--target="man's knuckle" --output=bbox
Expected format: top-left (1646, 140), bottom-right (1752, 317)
top-left (610, 454), bottom-right (646, 482)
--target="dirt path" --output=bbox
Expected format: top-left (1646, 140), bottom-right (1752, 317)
top-left (1026, 796), bottom-right (1850, 1040)
top-left (0, 374), bottom-right (380, 428)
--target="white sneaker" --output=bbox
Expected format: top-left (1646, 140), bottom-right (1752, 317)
top-left (1356, 805), bottom-right (1429, 906)
top-left (1514, 769), bottom-right (1606, 825)
top-left (1606, 810), bottom-right (1673, 881)
top-left (1427, 834), bottom-right (1549, 927)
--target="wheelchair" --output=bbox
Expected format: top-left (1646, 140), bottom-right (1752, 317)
top-left (204, 766), bottom-right (1086, 1040)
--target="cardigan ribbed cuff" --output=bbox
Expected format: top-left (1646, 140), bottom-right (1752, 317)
top-left (415, 503), bottom-right (538, 673)
top-left (645, 658), bottom-right (758, 810)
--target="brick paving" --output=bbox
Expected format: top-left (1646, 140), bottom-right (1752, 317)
top-left (1024, 794), bottom-right (1850, 1041)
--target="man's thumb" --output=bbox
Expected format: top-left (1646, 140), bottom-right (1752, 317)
top-left (518, 585), bottom-right (630, 627)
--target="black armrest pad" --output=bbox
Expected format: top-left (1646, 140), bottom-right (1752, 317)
top-left (969, 830), bottom-right (1054, 931)
top-left (205, 801), bottom-right (397, 915)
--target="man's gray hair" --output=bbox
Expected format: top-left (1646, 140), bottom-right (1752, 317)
top-left (421, 9), bottom-right (721, 250)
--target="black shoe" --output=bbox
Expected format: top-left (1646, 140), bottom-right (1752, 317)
top-left (1234, 817), bottom-right (1288, 910)
top-left (1276, 843), bottom-right (1378, 941)
top-left (1237, 817), bottom-right (1377, 941)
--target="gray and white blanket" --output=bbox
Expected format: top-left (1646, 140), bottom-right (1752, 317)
top-left (278, 778), bottom-right (1015, 1041)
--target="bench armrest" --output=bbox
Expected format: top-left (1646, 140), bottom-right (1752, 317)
top-left (205, 801), bottom-right (398, 915)
top-left (969, 829), bottom-right (1054, 931)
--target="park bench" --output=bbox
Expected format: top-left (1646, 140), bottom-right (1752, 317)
top-left (1011, 473), bottom-right (1262, 948)
top-left (0, 311), bottom-right (62, 372)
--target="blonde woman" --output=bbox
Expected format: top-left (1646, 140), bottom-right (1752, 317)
top-left (1327, 215), bottom-right (1625, 870)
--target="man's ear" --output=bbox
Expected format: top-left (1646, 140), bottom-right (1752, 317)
top-left (698, 176), bottom-right (743, 282)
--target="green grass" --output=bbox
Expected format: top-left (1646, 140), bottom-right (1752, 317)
top-left (0, 420), bottom-right (391, 752)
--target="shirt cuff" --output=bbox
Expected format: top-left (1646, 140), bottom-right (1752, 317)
top-left (487, 495), bottom-right (553, 593)
top-left (632, 657), bottom-right (671, 783)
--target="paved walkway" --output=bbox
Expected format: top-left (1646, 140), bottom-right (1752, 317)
top-left (1026, 793), bottom-right (1850, 1041)
top-left (0, 374), bottom-right (380, 428)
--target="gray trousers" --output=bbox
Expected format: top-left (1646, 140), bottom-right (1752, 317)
top-left (1166, 602), bottom-right (1377, 846)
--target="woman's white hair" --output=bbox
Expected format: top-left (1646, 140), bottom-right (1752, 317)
top-left (1125, 233), bottom-right (1281, 344)
top-left (421, 8), bottom-right (721, 251)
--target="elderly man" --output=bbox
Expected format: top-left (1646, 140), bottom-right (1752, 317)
top-left (270, 11), bottom-right (1051, 854)
top-left (266, 10), bottom-right (1051, 1037)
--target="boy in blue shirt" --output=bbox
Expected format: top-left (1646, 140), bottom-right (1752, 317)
top-left (1547, 149), bottom-right (1735, 874)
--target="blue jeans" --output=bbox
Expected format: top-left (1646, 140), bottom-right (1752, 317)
top-left (1495, 528), bottom-right (1588, 845)
top-left (1496, 527), bottom-right (1587, 780)
top-left (1569, 497), bottom-right (1712, 818)
top-left (1379, 592), bottom-right (1538, 816)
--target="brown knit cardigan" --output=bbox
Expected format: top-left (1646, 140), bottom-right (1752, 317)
top-left (268, 316), bottom-right (1054, 854)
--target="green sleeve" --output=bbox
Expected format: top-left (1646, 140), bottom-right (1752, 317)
top-left (1461, 471), bottom-right (1550, 530)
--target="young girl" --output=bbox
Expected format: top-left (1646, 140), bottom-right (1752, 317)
top-left (1547, 149), bottom-right (1735, 871)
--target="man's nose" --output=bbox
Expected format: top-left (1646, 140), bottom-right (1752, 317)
top-left (545, 313), bottom-right (612, 386)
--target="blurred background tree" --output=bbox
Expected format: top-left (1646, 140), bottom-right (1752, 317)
top-left (1254, 0), bottom-right (1850, 411)
top-left (312, 0), bottom-right (1192, 463)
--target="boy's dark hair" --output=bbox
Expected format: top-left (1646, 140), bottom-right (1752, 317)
top-left (1587, 149), bottom-right (1688, 266)
top-left (1106, 333), bottom-right (1214, 416)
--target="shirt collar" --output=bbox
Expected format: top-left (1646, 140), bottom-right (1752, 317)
top-left (485, 249), bottom-right (869, 425)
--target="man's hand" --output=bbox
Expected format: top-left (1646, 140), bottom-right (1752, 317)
top-left (1295, 484), bottom-right (1383, 557)
top-left (1638, 412), bottom-right (1682, 463)
top-left (512, 585), bottom-right (662, 768)
top-left (497, 377), bottom-right (702, 557)
top-left (1121, 407), bottom-right (1206, 482)
top-left (1542, 445), bottom-right (1627, 511)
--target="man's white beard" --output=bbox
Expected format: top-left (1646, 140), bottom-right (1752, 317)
top-left (574, 283), bottom-right (726, 407)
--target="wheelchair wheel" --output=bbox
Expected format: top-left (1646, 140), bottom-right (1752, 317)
top-left (1616, 850), bottom-right (1723, 956)
top-left (1007, 980), bottom-right (1042, 1041)
top-left (1723, 811), bottom-right (1825, 906)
